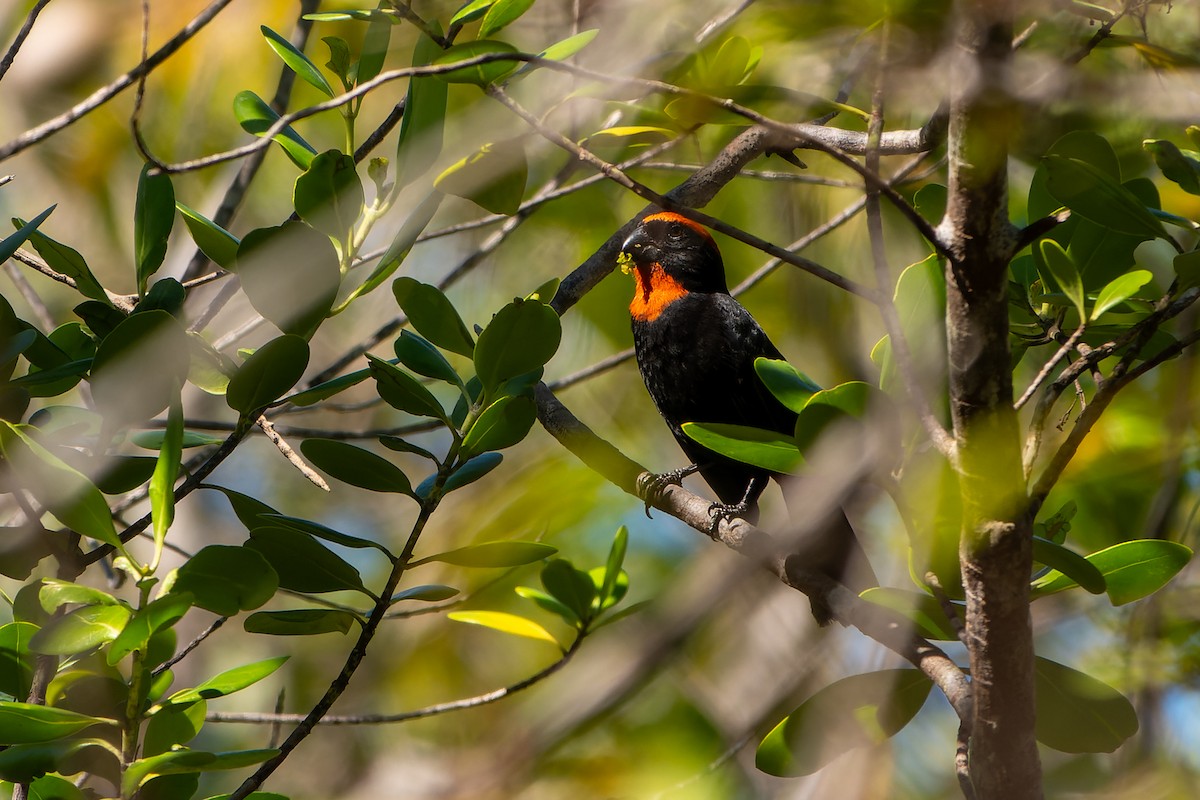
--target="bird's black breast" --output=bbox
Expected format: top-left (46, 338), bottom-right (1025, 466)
top-left (632, 292), bottom-right (797, 504)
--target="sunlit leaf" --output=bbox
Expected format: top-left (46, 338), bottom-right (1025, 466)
top-left (261, 25), bottom-right (334, 97)
top-left (1037, 240), bottom-right (1086, 319)
top-left (165, 657), bottom-right (289, 706)
top-left (232, 90), bottom-right (316, 169)
top-left (447, 610), bottom-right (560, 646)
top-left (479, 0), bottom-right (534, 37)
top-left (294, 150), bottom-right (364, 241)
top-left (107, 592), bottom-right (192, 665)
top-left (474, 296), bottom-right (561, 394)
top-left (0, 703), bottom-right (113, 745)
top-left (461, 395), bottom-right (536, 456)
top-left (29, 604), bottom-right (131, 656)
top-left (416, 540), bottom-right (556, 568)
top-left (1091, 270), bottom-right (1153, 320)
top-left (434, 139), bottom-right (527, 215)
top-left (122, 748), bottom-right (279, 795)
top-left (176, 203), bottom-right (240, 269)
top-left (1032, 539), bottom-right (1191, 605)
top-left (754, 358), bottom-right (820, 413)
top-left (859, 587), bottom-right (960, 641)
top-left (682, 421), bottom-right (802, 473)
top-left (433, 41), bottom-right (519, 87)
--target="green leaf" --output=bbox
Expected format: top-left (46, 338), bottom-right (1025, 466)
top-left (535, 28), bottom-right (598, 62)
top-left (443, 452), bottom-right (503, 494)
top-left (1143, 138), bottom-right (1200, 196)
top-left (134, 164), bottom-right (175, 296)
top-left (144, 699), bottom-right (206, 757)
top-left (1174, 249), bottom-right (1200, 291)
top-left (1043, 154), bottom-right (1167, 240)
top-left (1037, 239), bottom-right (1086, 319)
top-left (166, 656), bottom-right (289, 706)
top-left (0, 703), bottom-right (112, 744)
top-left (24, 774), bottom-right (86, 800)
top-left (337, 192), bottom-right (443, 311)
top-left (20, 223), bottom-right (108, 304)
top-left (357, 15), bottom-right (391, 85)
top-left (294, 150), bottom-right (365, 241)
top-left (132, 429), bottom-right (225, 449)
top-left (262, 514), bottom-right (394, 556)
top-left (232, 90), bottom-right (316, 169)
top-left (150, 393), bottom-right (183, 550)
top-left (90, 309), bottom-right (190, 426)
top-left (300, 438), bottom-right (415, 496)
top-left (261, 25), bottom-right (335, 97)
top-left (226, 335), bottom-right (310, 416)
top-left (1033, 657), bottom-right (1137, 753)
top-left (461, 395), bottom-right (536, 455)
top-left (29, 604), bottom-right (131, 656)
top-left (754, 358), bottom-right (820, 413)
top-left (395, 30), bottom-right (448, 188)
top-left (244, 609), bottom-right (357, 636)
top-left (682, 421), bottom-right (802, 473)
top-left (416, 540), bottom-right (556, 568)
top-left (1032, 539), bottom-right (1191, 605)
top-left (755, 670), bottom-right (932, 777)
top-left (0, 738), bottom-right (110, 784)
top-left (171, 544), bottom-right (279, 616)
top-left (107, 593), bottom-right (192, 666)
top-left (600, 526), bottom-right (628, 609)
top-left (246, 527), bottom-right (370, 596)
top-left (123, 748), bottom-right (279, 795)
top-left (394, 329), bottom-right (462, 388)
top-left (794, 381), bottom-right (874, 453)
top-left (540, 559), bottom-right (595, 625)
top-left (514, 586), bottom-right (576, 624)
top-left (0, 623), bottom-right (38, 699)
top-left (366, 355), bottom-right (446, 421)
top-left (479, 0), bottom-right (534, 37)
top-left (1091, 269), bottom-right (1153, 320)
top-left (0, 205), bottom-right (54, 264)
top-left (434, 139), bottom-right (527, 215)
top-left (38, 580), bottom-right (119, 612)
top-left (284, 365), bottom-right (371, 406)
top-left (137, 277), bottom-right (185, 316)
top-left (233, 221), bottom-right (340, 338)
top-left (473, 297), bottom-right (561, 394)
top-left (176, 203), bottom-right (240, 269)
top-left (379, 434), bottom-right (438, 462)
top-left (0, 422), bottom-right (121, 548)
top-left (450, 0), bottom-right (496, 25)
top-left (433, 40), bottom-right (520, 86)
top-left (392, 278), bottom-right (475, 357)
top-left (390, 584), bottom-right (459, 604)
top-left (322, 36), bottom-right (351, 88)
top-left (447, 610), bottom-right (559, 646)
top-left (859, 587), bottom-right (960, 641)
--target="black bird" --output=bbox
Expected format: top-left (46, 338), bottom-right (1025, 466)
top-left (621, 211), bottom-right (874, 622)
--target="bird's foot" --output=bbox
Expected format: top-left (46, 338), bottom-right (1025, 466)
top-left (636, 465), bottom-right (699, 518)
top-left (706, 500), bottom-right (752, 533)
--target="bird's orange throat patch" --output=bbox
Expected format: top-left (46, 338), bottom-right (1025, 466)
top-left (629, 262), bottom-right (688, 321)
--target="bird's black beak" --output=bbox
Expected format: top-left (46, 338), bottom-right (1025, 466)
top-left (620, 227), bottom-right (660, 266)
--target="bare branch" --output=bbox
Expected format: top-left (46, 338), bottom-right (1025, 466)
top-left (256, 416), bottom-right (329, 491)
top-left (0, 0), bottom-right (53, 84)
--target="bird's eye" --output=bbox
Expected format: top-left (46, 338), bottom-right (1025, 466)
top-left (667, 224), bottom-right (686, 241)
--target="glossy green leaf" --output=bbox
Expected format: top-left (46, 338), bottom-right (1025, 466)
top-left (367, 355), bottom-right (446, 421)
top-left (433, 40), bottom-right (519, 86)
top-left (322, 36), bottom-right (351, 88)
top-left (447, 611), bottom-right (559, 646)
top-left (134, 164), bottom-right (175, 296)
top-left (300, 438), bottom-right (415, 496)
top-left (171, 545), bottom-right (278, 616)
top-left (261, 25), bottom-right (334, 97)
top-left (0, 205), bottom-right (54, 263)
top-left (1091, 269), bottom-right (1152, 320)
top-left (416, 540), bottom-right (556, 568)
top-left (794, 381), bottom-right (874, 452)
top-left (123, 748), bottom-right (279, 795)
top-left (600, 526), bottom-right (628, 609)
top-left (443, 452), bottom-right (503, 494)
top-left (0, 703), bottom-right (112, 744)
top-left (23, 773), bottom-right (86, 800)
top-left (514, 586), bottom-right (576, 623)
top-left (0, 623), bottom-right (38, 700)
top-left (395, 30), bottom-right (448, 188)
top-left (1034, 657), bottom-right (1137, 753)
top-left (479, 0), bottom-right (534, 37)
top-left (540, 559), bottom-right (595, 625)
top-left (1037, 240), bottom-right (1086, 319)
top-left (143, 699), bottom-right (206, 757)
top-left (450, 0), bottom-right (495, 25)
top-left (535, 28), bottom-right (598, 62)
top-left (132, 429), bottom-right (225, 449)
top-left (29, 604), bottom-right (131, 656)
top-left (1173, 249), bottom-right (1200, 291)
top-left (682, 421), bottom-right (802, 473)
top-left (149, 393), bottom-right (183, 549)
top-left (233, 221), bottom-right (340, 338)
top-left (137, 277), bottom-right (185, 316)
top-left (284, 365), bottom-right (370, 406)
top-left (244, 609), bottom-right (357, 636)
top-left (294, 150), bottom-right (364, 241)
top-left (166, 656), bottom-right (288, 706)
top-left (462, 395), bottom-right (536, 455)
top-left (107, 592), bottom-right (192, 665)
top-left (0, 738), bottom-right (110, 784)
top-left (392, 278), bottom-right (475, 358)
top-left (473, 297), bottom-right (560, 394)
top-left (90, 309), bottom-right (189, 426)
top-left (185, 331), bottom-right (234, 395)
top-left (226, 335), bottom-right (310, 415)
top-left (859, 587), bottom-right (960, 641)
top-left (756, 670), bottom-right (932, 777)
top-left (338, 192), bottom-right (443, 311)
top-left (246, 527), bottom-right (370, 595)
top-left (232, 90), bottom-right (315, 169)
top-left (0, 422), bottom-right (120, 548)
top-left (305, 10), bottom-right (386, 22)
top-left (754, 358), bottom-right (820, 413)
top-left (394, 329), bottom-right (462, 387)
top-left (434, 139), bottom-right (527, 215)
top-left (262, 514), bottom-right (393, 557)
top-left (379, 434), bottom-right (438, 462)
top-left (1043, 154), bottom-right (1167, 240)
top-left (176, 203), bottom-right (240, 269)
top-left (1032, 539), bottom-right (1191, 605)
top-left (390, 584), bottom-right (459, 604)
top-left (19, 222), bottom-right (108, 304)
top-left (38, 580), bottom-right (118, 612)
top-left (1143, 138), bottom-right (1200, 195)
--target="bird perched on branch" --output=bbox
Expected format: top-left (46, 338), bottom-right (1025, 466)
top-left (620, 210), bottom-right (874, 623)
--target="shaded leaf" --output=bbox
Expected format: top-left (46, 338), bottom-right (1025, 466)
top-left (261, 25), bottom-right (334, 97)
top-left (443, 452), bottom-right (503, 493)
top-left (232, 90), bottom-right (315, 169)
top-left (20, 223), bottom-right (108, 304)
top-left (0, 623), bottom-right (38, 699)
top-left (479, 0), bottom-right (534, 37)
top-left (132, 429), bottom-right (224, 450)
top-left (143, 699), bottom-right (206, 757)
top-left (390, 584), bottom-right (459, 604)
top-left (394, 329), bottom-right (462, 387)
top-left (285, 365), bottom-right (370, 406)
top-left (123, 748), bottom-right (279, 795)
top-left (461, 395), bottom-right (536, 455)
top-left (1174, 249), bottom-right (1200, 291)
top-left (294, 150), bottom-right (364, 241)
top-left (433, 40), bottom-right (519, 86)
top-left (1034, 657), bottom-right (1137, 753)
top-left (1043, 155), bottom-right (1167, 240)
top-left (395, 30), bottom-right (448, 188)
top-left (417, 540), bottom-right (556, 568)
top-left (107, 592), bottom-right (192, 665)
top-left (473, 297), bottom-right (561, 394)
top-left (90, 309), bottom-right (189, 426)
top-left (246, 527), bottom-right (370, 596)
top-left (176, 203), bottom-right (240, 269)
top-left (300, 438), bottom-right (414, 495)
top-left (263, 514), bottom-right (393, 556)
top-left (226, 335), bottom-right (310, 415)
top-left (134, 164), bottom-right (175, 296)
top-left (754, 358), bottom-right (820, 413)
top-left (244, 609), bottom-right (357, 636)
top-left (366, 355), bottom-right (446, 421)
top-left (171, 545), bottom-right (278, 616)
top-left (859, 587), bottom-right (960, 641)
top-left (540, 559), bottom-right (595, 625)
top-left (1091, 270), bottom-right (1152, 320)
top-left (392, 278), bottom-right (474, 358)
top-left (149, 393), bottom-right (183, 549)
top-left (233, 221), bottom-right (340, 339)
top-left (1143, 138), bottom-right (1200, 196)
top-left (0, 206), bottom-right (54, 264)
top-left (1037, 239), bottom-right (1086, 319)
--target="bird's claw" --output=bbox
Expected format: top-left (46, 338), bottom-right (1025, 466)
top-left (637, 465), bottom-right (698, 518)
top-left (706, 500), bottom-right (751, 533)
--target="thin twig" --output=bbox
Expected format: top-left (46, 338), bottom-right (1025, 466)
top-left (0, 0), bottom-right (53, 84)
top-left (256, 416), bottom-right (330, 490)
top-left (1014, 323), bottom-right (1085, 412)
top-left (153, 616), bottom-right (228, 677)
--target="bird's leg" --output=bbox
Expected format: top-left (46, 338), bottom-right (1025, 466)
top-left (707, 474), bottom-right (767, 532)
top-left (636, 464), bottom-right (701, 517)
